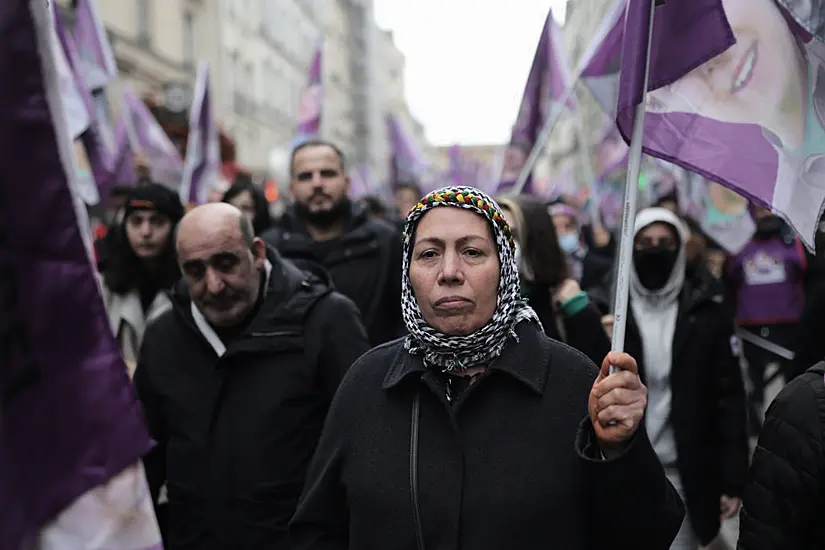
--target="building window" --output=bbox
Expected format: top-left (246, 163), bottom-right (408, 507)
top-left (182, 10), bottom-right (195, 69)
top-left (136, 0), bottom-right (151, 45)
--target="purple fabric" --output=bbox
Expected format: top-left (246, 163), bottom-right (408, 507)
top-left (617, 0), bottom-right (825, 249)
top-left (295, 40), bottom-right (322, 140)
top-left (122, 86), bottom-right (184, 188)
top-left (730, 236), bottom-right (806, 323)
top-left (181, 62), bottom-right (220, 205)
top-left (578, 0), bottom-right (627, 116)
top-left (0, 2), bottom-right (152, 548)
top-left (388, 114), bottom-right (428, 187)
top-left (501, 9), bottom-right (573, 195)
top-left (54, 6), bottom-right (114, 201)
top-left (107, 117), bottom-right (138, 189)
top-left (72, 0), bottom-right (117, 90)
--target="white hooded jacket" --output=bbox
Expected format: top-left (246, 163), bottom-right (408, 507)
top-left (629, 208), bottom-right (688, 467)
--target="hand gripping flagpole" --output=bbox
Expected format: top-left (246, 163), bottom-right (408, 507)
top-left (609, 0), bottom-right (658, 372)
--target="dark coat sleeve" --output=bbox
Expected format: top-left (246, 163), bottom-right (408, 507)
top-left (561, 302), bottom-right (611, 367)
top-left (576, 421), bottom-right (685, 549)
top-left (711, 314), bottom-right (750, 497)
top-left (385, 229), bottom-right (405, 339)
top-left (289, 358), bottom-right (360, 550)
top-left (308, 291), bottom-right (371, 400)
top-left (132, 320), bottom-right (167, 504)
top-left (738, 371), bottom-right (825, 549)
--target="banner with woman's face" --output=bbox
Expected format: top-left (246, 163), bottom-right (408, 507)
top-left (641, 0), bottom-right (825, 248)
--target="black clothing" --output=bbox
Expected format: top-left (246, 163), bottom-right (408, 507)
top-left (289, 324), bottom-right (685, 549)
top-left (793, 280), bottom-right (825, 378)
top-left (525, 283), bottom-right (610, 367)
top-left (738, 362), bottom-right (825, 550)
top-left (590, 268), bottom-right (749, 545)
top-left (262, 203), bottom-right (403, 346)
top-left (134, 248), bottom-right (370, 550)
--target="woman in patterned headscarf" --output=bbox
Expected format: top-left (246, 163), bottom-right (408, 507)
top-left (290, 186), bottom-right (684, 550)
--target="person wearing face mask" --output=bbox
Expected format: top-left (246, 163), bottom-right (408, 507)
top-left (727, 206), bottom-right (808, 431)
top-left (599, 207), bottom-right (749, 550)
top-left (550, 203), bottom-right (614, 291)
top-left (499, 196), bottom-right (610, 366)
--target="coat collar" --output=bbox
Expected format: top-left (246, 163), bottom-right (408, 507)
top-left (382, 322), bottom-right (549, 395)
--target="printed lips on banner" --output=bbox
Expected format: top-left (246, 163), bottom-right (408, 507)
top-left (617, 0), bottom-right (825, 249)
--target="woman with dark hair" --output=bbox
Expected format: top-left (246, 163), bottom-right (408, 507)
top-left (100, 183), bottom-right (184, 377)
top-left (498, 196), bottom-right (611, 366)
top-left (222, 176), bottom-right (272, 235)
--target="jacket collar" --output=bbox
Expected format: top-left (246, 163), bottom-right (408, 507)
top-left (382, 322), bottom-right (549, 395)
top-left (191, 259), bottom-right (273, 357)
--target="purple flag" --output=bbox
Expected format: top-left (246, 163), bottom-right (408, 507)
top-left (105, 117), bottom-right (139, 189)
top-left (0, 1), bottom-right (158, 548)
top-left (388, 114), bottom-right (429, 188)
top-left (123, 85), bottom-right (184, 189)
top-left (72, 0), bottom-right (118, 90)
top-left (500, 9), bottom-right (575, 194)
top-left (180, 62), bottom-right (220, 205)
top-left (617, 0), bottom-right (825, 248)
top-left (53, 6), bottom-right (114, 204)
top-left (579, 0), bottom-right (628, 117)
top-left (295, 39), bottom-right (322, 142)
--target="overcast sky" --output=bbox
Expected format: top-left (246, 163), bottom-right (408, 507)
top-left (374, 0), bottom-right (568, 147)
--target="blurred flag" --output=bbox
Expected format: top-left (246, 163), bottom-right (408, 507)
top-left (294, 39), bottom-right (322, 145)
top-left (388, 114), bottom-right (429, 188)
top-left (0, 2), bottom-right (161, 549)
top-left (122, 85), bottom-right (184, 189)
top-left (499, 9), bottom-right (575, 194)
top-left (72, 0), bottom-right (117, 90)
top-left (180, 62), bottom-right (220, 205)
top-left (617, 0), bottom-right (825, 248)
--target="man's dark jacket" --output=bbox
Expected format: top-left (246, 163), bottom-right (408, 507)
top-left (133, 248), bottom-right (370, 550)
top-left (262, 203), bottom-right (403, 346)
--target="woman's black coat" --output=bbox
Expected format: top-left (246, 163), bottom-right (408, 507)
top-left (289, 323), bottom-right (684, 549)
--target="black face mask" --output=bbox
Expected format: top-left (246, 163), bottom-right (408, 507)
top-left (755, 215), bottom-right (783, 237)
top-left (633, 245), bottom-right (678, 291)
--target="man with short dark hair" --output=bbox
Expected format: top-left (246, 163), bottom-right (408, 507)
top-left (134, 202), bottom-right (370, 550)
top-left (262, 140), bottom-right (404, 346)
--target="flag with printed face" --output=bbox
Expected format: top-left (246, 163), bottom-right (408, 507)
top-left (180, 62), bottom-right (220, 205)
top-left (500, 9), bottom-right (575, 193)
top-left (0, 2), bottom-right (160, 549)
top-left (617, 0), bottom-right (825, 248)
top-left (295, 39), bottom-right (322, 144)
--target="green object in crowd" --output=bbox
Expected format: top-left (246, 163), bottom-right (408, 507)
top-left (638, 171), bottom-right (649, 191)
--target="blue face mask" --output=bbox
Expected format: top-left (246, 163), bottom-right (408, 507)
top-left (558, 232), bottom-right (580, 255)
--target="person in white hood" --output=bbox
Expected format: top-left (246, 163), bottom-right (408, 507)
top-left (627, 208), bottom-right (749, 550)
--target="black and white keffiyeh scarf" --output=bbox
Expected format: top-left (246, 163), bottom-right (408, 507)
top-left (401, 186), bottom-right (542, 371)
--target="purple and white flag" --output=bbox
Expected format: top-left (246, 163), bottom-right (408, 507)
top-left (72, 0), bottom-right (118, 90)
top-left (578, 0), bottom-right (627, 117)
top-left (294, 39), bottom-right (322, 144)
top-left (180, 62), bottom-right (220, 205)
top-left (618, 0), bottom-right (825, 248)
top-left (500, 9), bottom-right (575, 193)
top-left (0, 2), bottom-right (160, 549)
top-left (388, 114), bottom-right (429, 188)
top-left (122, 85), bottom-right (184, 189)
top-left (52, 6), bottom-right (116, 205)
